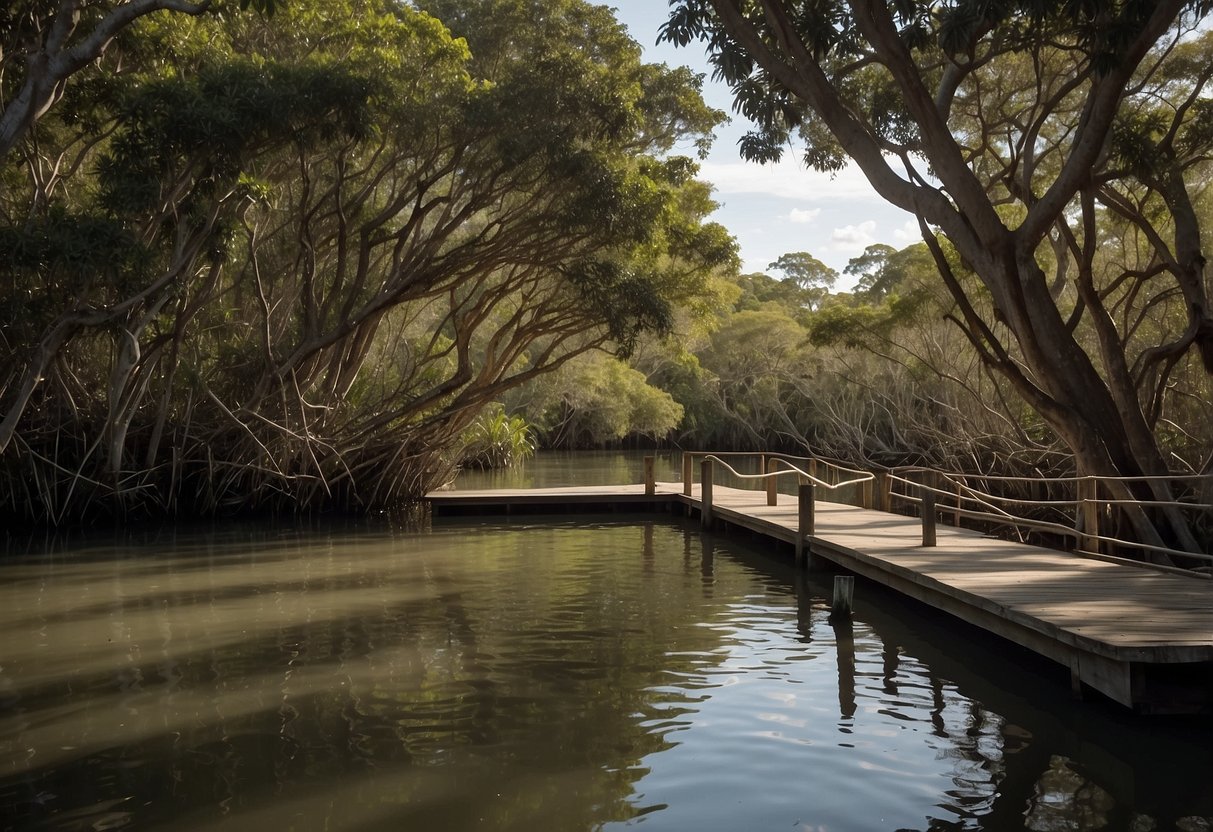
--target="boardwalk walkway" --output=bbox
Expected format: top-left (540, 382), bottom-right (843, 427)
top-left (428, 481), bottom-right (1213, 714)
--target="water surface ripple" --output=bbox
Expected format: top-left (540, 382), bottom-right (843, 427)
top-left (0, 519), bottom-right (1209, 831)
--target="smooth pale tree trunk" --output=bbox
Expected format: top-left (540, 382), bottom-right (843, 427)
top-left (0, 0), bottom-right (212, 159)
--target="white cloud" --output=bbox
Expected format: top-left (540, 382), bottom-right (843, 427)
top-left (830, 220), bottom-right (877, 250)
top-left (893, 219), bottom-right (920, 242)
top-left (788, 207), bottom-right (821, 224)
top-left (699, 158), bottom-right (888, 202)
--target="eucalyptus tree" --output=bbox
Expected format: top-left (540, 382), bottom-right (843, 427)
top-left (767, 250), bottom-right (838, 311)
top-left (731, 271), bottom-right (815, 316)
top-left (0, 0), bottom-right (279, 158)
top-left (844, 243), bottom-right (936, 303)
top-left (809, 242), bottom-right (1068, 475)
top-left (662, 0), bottom-right (1213, 556)
top-left (0, 0), bottom-right (734, 521)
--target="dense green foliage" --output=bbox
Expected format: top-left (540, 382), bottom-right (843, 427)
top-left (654, 0), bottom-right (1213, 557)
top-left (6, 0), bottom-right (1212, 558)
top-left (0, 0), bottom-right (734, 522)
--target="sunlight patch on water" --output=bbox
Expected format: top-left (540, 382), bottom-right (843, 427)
top-left (0, 519), bottom-right (1209, 831)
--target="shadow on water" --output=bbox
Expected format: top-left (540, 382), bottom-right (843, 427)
top-left (717, 533), bottom-right (1213, 831)
top-left (1, 518), bottom-right (742, 831)
top-left (0, 515), bottom-right (1207, 832)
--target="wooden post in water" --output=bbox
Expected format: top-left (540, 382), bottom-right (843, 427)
top-left (831, 575), bottom-right (855, 618)
top-left (700, 459), bottom-right (714, 529)
top-left (644, 456), bottom-right (655, 497)
top-left (1078, 477), bottom-right (1100, 553)
top-left (766, 456), bottom-right (779, 506)
top-left (682, 453), bottom-right (693, 497)
top-left (921, 487), bottom-right (937, 547)
top-left (796, 482), bottom-right (815, 566)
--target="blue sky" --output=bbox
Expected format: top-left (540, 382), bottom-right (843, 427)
top-left (609, 1), bottom-right (916, 287)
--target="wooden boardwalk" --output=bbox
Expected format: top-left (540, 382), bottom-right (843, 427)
top-left (428, 481), bottom-right (1213, 714)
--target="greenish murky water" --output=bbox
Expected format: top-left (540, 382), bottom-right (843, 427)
top-left (1, 455), bottom-right (1210, 830)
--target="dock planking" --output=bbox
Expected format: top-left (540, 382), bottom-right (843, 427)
top-left (428, 481), bottom-right (1213, 713)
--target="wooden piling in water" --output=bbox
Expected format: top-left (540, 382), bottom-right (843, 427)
top-left (644, 456), bottom-right (655, 497)
top-left (831, 575), bottom-right (855, 618)
top-left (682, 453), bottom-right (693, 497)
top-left (701, 459), bottom-right (713, 529)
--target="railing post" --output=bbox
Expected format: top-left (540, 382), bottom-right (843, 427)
top-left (644, 455), bottom-right (655, 497)
top-left (700, 459), bottom-right (714, 529)
top-left (766, 456), bottom-right (778, 506)
top-left (921, 483), bottom-right (937, 547)
top-left (861, 475), bottom-right (874, 510)
top-left (954, 481), bottom-right (963, 526)
top-left (682, 453), bottom-right (693, 497)
top-left (796, 482), bottom-right (815, 566)
top-left (1078, 477), bottom-right (1100, 553)
top-left (874, 471), bottom-right (890, 512)
top-left (808, 458), bottom-right (818, 483)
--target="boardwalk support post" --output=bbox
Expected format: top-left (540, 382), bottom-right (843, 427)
top-left (861, 476), bottom-right (874, 510)
top-left (1078, 477), bottom-right (1100, 554)
top-left (683, 453), bottom-right (693, 497)
top-left (831, 575), bottom-right (855, 619)
top-left (766, 456), bottom-right (779, 506)
top-left (701, 459), bottom-right (714, 529)
top-left (922, 488), bottom-right (937, 547)
top-left (644, 456), bottom-right (655, 497)
top-left (796, 482), bottom-right (815, 567)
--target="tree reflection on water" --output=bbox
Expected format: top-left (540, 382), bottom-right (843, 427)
top-left (0, 519), bottom-right (1208, 831)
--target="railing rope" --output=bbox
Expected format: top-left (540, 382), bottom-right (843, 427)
top-left (701, 454), bottom-right (874, 493)
top-left (678, 452), bottom-right (1212, 568)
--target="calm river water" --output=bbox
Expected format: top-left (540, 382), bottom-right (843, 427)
top-left (1, 453), bottom-right (1210, 831)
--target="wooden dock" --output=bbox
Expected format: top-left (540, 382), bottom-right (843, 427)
top-left (428, 481), bottom-right (1213, 714)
